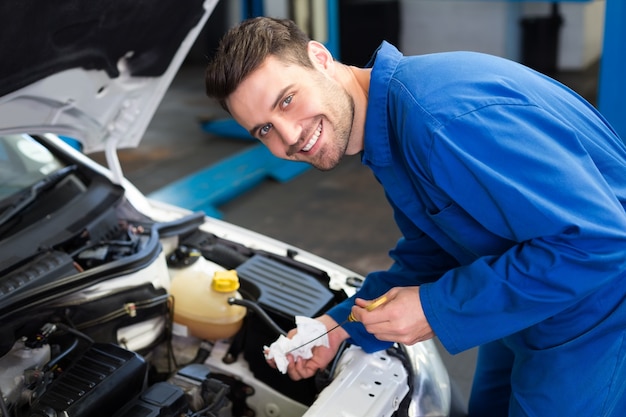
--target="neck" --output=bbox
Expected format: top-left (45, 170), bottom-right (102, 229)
top-left (340, 65), bottom-right (371, 155)
top-left (349, 66), bottom-right (371, 98)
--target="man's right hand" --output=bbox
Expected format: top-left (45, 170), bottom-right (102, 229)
top-left (267, 314), bottom-right (350, 380)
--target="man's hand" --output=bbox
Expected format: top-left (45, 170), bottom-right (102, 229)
top-left (266, 314), bottom-right (350, 381)
top-left (351, 286), bottom-right (434, 345)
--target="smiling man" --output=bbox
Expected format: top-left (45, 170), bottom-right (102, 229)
top-left (226, 51), bottom-right (359, 170)
top-left (205, 16), bottom-right (626, 417)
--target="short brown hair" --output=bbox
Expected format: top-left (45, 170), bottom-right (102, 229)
top-left (205, 17), bottom-right (313, 112)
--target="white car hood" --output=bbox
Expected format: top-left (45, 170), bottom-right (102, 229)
top-left (0, 0), bottom-right (216, 154)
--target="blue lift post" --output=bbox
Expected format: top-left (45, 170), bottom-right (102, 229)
top-left (150, 0), bottom-right (339, 218)
top-left (500, 0), bottom-right (624, 141)
top-left (149, 145), bottom-right (309, 219)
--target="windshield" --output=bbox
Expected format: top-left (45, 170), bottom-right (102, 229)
top-left (0, 134), bottom-right (65, 201)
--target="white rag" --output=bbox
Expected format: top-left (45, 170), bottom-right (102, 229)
top-left (263, 316), bottom-right (329, 374)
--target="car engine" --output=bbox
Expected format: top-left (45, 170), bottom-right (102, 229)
top-left (0, 201), bottom-right (387, 417)
top-left (1, 336), bottom-right (233, 417)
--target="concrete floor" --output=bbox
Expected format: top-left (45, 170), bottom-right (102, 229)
top-left (90, 60), bottom-right (599, 407)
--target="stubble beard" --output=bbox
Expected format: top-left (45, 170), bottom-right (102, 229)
top-left (309, 81), bottom-right (355, 172)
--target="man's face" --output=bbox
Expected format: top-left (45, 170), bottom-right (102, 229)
top-left (226, 55), bottom-right (355, 171)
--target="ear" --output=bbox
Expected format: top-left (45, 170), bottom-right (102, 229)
top-left (307, 41), bottom-right (334, 72)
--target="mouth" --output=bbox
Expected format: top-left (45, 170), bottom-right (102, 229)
top-left (301, 121), bottom-right (322, 153)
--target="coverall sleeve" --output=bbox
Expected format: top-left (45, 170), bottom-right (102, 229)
top-left (326, 198), bottom-right (459, 352)
top-left (412, 104), bottom-right (626, 354)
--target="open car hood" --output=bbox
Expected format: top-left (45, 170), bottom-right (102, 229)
top-left (0, 0), bottom-right (216, 154)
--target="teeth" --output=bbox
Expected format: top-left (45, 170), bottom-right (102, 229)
top-left (303, 122), bottom-right (322, 152)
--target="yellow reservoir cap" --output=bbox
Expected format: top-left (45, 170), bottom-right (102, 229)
top-left (211, 270), bottom-right (240, 292)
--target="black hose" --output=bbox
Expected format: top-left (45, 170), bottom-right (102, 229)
top-left (55, 322), bottom-right (94, 344)
top-left (387, 344), bottom-right (415, 417)
top-left (227, 298), bottom-right (287, 336)
top-left (40, 323), bottom-right (93, 373)
top-left (43, 338), bottom-right (80, 373)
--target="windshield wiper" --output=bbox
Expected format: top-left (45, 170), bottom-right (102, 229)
top-left (0, 165), bottom-right (78, 227)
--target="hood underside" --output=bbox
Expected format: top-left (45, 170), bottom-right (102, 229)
top-left (0, 0), bottom-right (215, 153)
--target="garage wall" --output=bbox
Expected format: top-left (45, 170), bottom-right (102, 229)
top-left (399, 0), bottom-right (605, 70)
top-left (217, 0), bottom-right (604, 71)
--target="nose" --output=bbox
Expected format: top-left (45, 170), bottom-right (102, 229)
top-left (273, 118), bottom-right (301, 147)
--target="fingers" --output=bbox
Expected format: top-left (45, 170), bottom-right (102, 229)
top-left (264, 346), bottom-right (310, 380)
top-left (351, 294), bottom-right (392, 324)
top-left (266, 357), bottom-right (277, 369)
top-left (283, 348), bottom-right (325, 380)
top-left (351, 287), bottom-right (435, 345)
top-left (287, 354), bottom-right (316, 380)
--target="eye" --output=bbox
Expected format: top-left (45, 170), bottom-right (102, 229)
top-left (281, 94), bottom-right (293, 109)
top-left (259, 123), bottom-right (272, 137)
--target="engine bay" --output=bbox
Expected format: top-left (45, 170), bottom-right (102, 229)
top-left (0, 198), bottom-right (418, 417)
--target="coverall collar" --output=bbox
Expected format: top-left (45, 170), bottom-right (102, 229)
top-left (362, 41), bottom-right (402, 167)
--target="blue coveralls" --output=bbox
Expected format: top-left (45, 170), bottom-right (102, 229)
top-left (326, 42), bottom-right (626, 416)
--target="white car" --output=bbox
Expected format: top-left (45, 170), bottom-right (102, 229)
top-left (0, 1), bottom-right (459, 416)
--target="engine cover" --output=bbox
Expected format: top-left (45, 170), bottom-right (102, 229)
top-left (29, 343), bottom-right (146, 417)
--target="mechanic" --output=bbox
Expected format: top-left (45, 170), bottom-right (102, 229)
top-left (204, 16), bottom-right (626, 417)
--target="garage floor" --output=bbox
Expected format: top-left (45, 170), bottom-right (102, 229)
top-left (90, 60), bottom-right (599, 406)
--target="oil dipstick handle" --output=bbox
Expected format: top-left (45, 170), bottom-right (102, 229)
top-left (348, 295), bottom-right (388, 322)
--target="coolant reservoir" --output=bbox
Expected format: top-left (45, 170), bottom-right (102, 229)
top-left (170, 258), bottom-right (246, 341)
